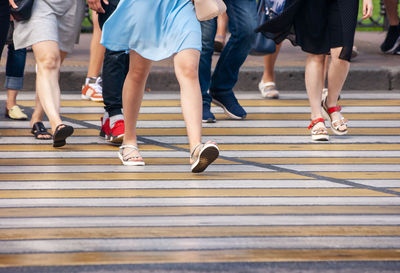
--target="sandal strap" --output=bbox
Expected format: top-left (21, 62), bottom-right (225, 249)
top-left (190, 143), bottom-right (203, 161)
top-left (119, 145), bottom-right (140, 161)
top-left (308, 118), bottom-right (325, 129)
top-left (327, 106), bottom-right (342, 114)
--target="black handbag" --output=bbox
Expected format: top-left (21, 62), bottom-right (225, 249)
top-left (10, 0), bottom-right (35, 21)
top-left (250, 0), bottom-right (277, 56)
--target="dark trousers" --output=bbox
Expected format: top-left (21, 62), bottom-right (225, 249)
top-left (0, 0), bottom-right (10, 59)
top-left (98, 0), bottom-right (129, 117)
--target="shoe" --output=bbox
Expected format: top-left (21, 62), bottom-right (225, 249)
top-left (258, 81), bottom-right (279, 99)
top-left (109, 119), bottom-right (125, 144)
top-left (31, 121), bottom-right (52, 140)
top-left (211, 93), bottom-right (247, 119)
top-left (190, 142), bottom-right (219, 173)
top-left (308, 118), bottom-right (329, 141)
top-left (380, 25), bottom-right (400, 54)
top-left (53, 124), bottom-right (74, 148)
top-left (5, 105), bottom-right (28, 120)
top-left (118, 144), bottom-right (145, 166)
top-left (100, 116), bottom-right (111, 140)
top-left (81, 77), bottom-right (103, 102)
top-left (214, 35), bottom-right (225, 53)
top-left (351, 46), bottom-right (359, 59)
top-left (322, 98), bottom-right (348, 135)
top-left (202, 102), bottom-right (216, 123)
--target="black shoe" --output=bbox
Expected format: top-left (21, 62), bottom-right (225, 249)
top-left (202, 102), bottom-right (216, 123)
top-left (211, 93), bottom-right (247, 120)
top-left (380, 25), bottom-right (400, 54)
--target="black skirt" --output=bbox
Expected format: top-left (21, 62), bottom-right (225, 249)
top-left (294, 0), bottom-right (359, 61)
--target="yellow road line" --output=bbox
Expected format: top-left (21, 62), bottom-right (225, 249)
top-left (0, 188), bottom-right (391, 198)
top-left (2, 128), bottom-right (400, 136)
top-left (1, 206), bottom-right (398, 218)
top-left (0, 144), bottom-right (171, 152)
top-left (1, 249), bottom-right (400, 267)
top-left (1, 225), bottom-right (400, 241)
top-left (0, 172), bottom-right (310, 181)
top-left (63, 113), bottom-right (400, 121)
top-left (244, 157), bottom-right (400, 164)
top-left (314, 172), bottom-right (400, 180)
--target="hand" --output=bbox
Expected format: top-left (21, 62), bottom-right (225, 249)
top-left (9, 0), bottom-right (18, 9)
top-left (87, 0), bottom-right (109, 13)
top-left (362, 0), bottom-right (373, 20)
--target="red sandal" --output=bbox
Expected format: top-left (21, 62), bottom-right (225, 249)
top-left (322, 98), bottom-right (348, 135)
top-left (308, 118), bottom-right (329, 141)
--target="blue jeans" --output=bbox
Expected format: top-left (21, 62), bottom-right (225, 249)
top-left (199, 0), bottom-right (257, 104)
top-left (5, 44), bottom-right (27, 90)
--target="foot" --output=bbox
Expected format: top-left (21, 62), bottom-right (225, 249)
top-left (308, 118), bottom-right (329, 141)
top-left (202, 102), bottom-right (216, 123)
top-left (118, 144), bottom-right (145, 166)
top-left (322, 99), bottom-right (348, 135)
top-left (109, 115), bottom-right (125, 143)
top-left (81, 77), bottom-right (103, 102)
top-left (258, 81), bottom-right (279, 99)
top-left (190, 141), bottom-right (219, 173)
top-left (380, 25), bottom-right (400, 54)
top-left (214, 35), bottom-right (225, 53)
top-left (211, 92), bottom-right (247, 120)
top-left (5, 105), bottom-right (28, 120)
top-left (53, 124), bottom-right (74, 147)
top-left (100, 115), bottom-right (111, 140)
top-left (31, 121), bottom-right (52, 140)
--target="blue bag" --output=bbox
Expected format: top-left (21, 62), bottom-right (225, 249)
top-left (250, 0), bottom-right (286, 55)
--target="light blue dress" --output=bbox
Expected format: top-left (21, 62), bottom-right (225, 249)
top-left (101, 0), bottom-right (201, 61)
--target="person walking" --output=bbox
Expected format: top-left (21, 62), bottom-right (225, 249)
top-left (101, 0), bottom-right (219, 172)
top-left (89, 0), bottom-right (127, 144)
top-left (380, 0), bottom-right (400, 54)
top-left (12, 0), bottom-right (85, 147)
top-left (200, 0), bottom-right (257, 123)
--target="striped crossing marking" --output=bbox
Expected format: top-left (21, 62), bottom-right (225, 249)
top-left (0, 92), bottom-right (399, 269)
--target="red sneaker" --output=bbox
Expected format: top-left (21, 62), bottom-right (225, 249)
top-left (109, 119), bottom-right (124, 144)
top-left (100, 117), bottom-right (111, 140)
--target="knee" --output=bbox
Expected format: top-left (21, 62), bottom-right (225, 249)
top-left (307, 54), bottom-right (326, 64)
top-left (128, 67), bottom-right (149, 84)
top-left (37, 53), bottom-right (61, 71)
top-left (177, 62), bottom-right (198, 81)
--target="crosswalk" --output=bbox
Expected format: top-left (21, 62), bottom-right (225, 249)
top-left (0, 91), bottom-right (399, 269)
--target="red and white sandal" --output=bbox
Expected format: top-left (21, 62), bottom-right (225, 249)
top-left (322, 99), bottom-right (348, 135)
top-left (308, 118), bottom-right (329, 141)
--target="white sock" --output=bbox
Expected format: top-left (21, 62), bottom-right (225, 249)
top-left (110, 114), bottom-right (124, 128)
top-left (102, 112), bottom-right (109, 125)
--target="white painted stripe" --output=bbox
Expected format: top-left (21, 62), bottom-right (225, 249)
top-left (0, 180), bottom-right (345, 190)
top-left (1, 150), bottom-right (399, 159)
top-left (82, 120), bottom-right (400, 129)
top-left (2, 136), bottom-right (400, 144)
top-left (350, 180), bottom-right (400, 188)
top-left (277, 165), bottom-right (400, 172)
top-left (1, 215), bottom-right (400, 229)
top-left (146, 135), bottom-right (400, 144)
top-left (0, 164), bottom-right (270, 173)
top-left (2, 237), bottom-right (400, 254)
top-left (0, 121), bottom-right (85, 129)
top-left (0, 197), bottom-right (399, 207)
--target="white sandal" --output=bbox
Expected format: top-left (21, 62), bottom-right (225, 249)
top-left (322, 98), bottom-right (348, 135)
top-left (190, 142), bottom-right (219, 173)
top-left (118, 144), bottom-right (145, 166)
top-left (258, 81), bottom-right (279, 99)
top-left (308, 118), bottom-right (329, 141)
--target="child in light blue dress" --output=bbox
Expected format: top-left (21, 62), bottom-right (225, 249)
top-left (101, 0), bottom-right (219, 173)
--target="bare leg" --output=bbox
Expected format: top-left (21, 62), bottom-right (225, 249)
top-left (6, 89), bottom-right (18, 110)
top-left (32, 41), bottom-right (64, 133)
top-left (262, 43), bottom-right (282, 83)
top-left (305, 53), bottom-right (325, 120)
top-left (384, 0), bottom-right (399, 26)
top-left (29, 93), bottom-right (52, 139)
top-left (326, 47), bottom-right (349, 132)
top-left (121, 51), bottom-right (152, 161)
top-left (173, 49), bottom-right (202, 155)
top-left (215, 12), bottom-right (228, 42)
top-left (87, 11), bottom-right (105, 78)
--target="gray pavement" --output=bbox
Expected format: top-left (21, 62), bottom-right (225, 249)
top-left (1, 31), bottom-right (400, 91)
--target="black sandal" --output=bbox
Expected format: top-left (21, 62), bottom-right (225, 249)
top-left (31, 122), bottom-right (52, 140)
top-left (53, 124), bottom-right (74, 148)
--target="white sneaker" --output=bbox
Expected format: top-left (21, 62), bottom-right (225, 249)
top-left (81, 77), bottom-right (103, 102)
top-left (258, 81), bottom-right (279, 99)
